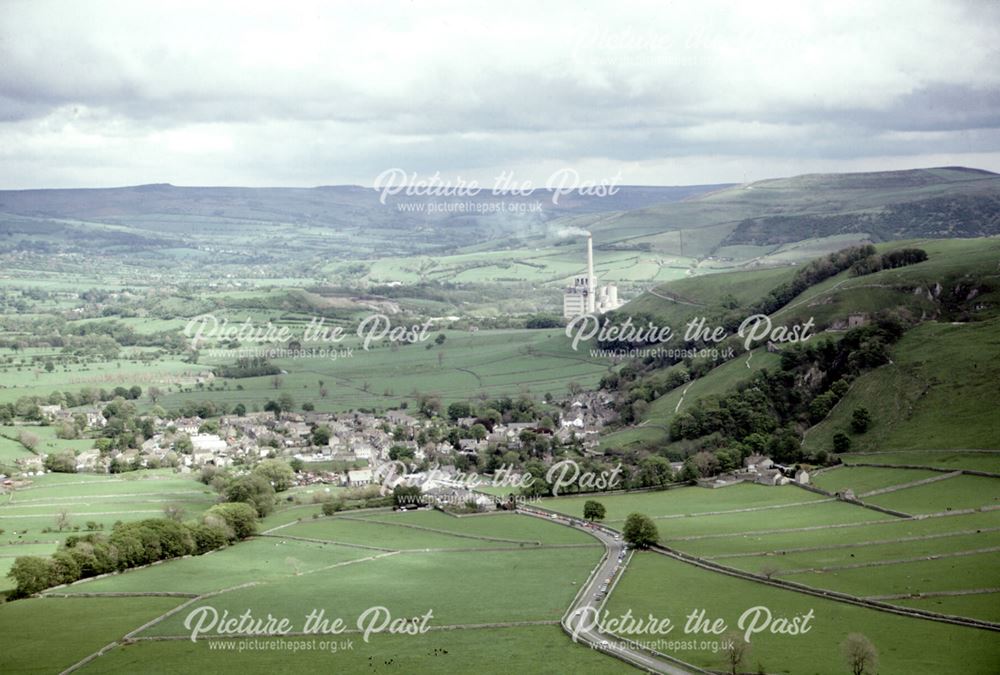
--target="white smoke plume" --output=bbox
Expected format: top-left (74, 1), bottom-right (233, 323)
top-left (555, 226), bottom-right (591, 238)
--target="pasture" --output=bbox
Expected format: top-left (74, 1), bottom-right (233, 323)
top-left (605, 552), bottom-right (1000, 674)
top-left (0, 469), bottom-right (217, 590)
top-left (75, 625), bottom-right (632, 674)
top-left (0, 504), bottom-right (621, 673)
top-left (158, 328), bottom-right (611, 414)
top-left (863, 474), bottom-right (999, 514)
top-left (541, 483), bottom-right (830, 523)
top-left (812, 466), bottom-right (944, 495)
top-left (839, 451), bottom-right (1000, 474)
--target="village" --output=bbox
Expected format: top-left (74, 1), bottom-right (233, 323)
top-left (3, 391), bottom-right (620, 498)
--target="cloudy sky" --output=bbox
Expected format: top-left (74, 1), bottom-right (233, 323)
top-left (1, 0), bottom-right (998, 189)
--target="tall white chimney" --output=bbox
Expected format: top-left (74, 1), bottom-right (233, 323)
top-left (586, 234), bottom-right (596, 313)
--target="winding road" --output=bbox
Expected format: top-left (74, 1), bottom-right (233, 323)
top-left (518, 506), bottom-right (702, 674)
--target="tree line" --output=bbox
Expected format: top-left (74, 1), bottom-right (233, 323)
top-left (6, 502), bottom-right (257, 596)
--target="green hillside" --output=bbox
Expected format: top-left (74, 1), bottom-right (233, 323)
top-left (803, 317), bottom-right (1000, 455)
top-left (601, 235), bottom-right (1000, 465)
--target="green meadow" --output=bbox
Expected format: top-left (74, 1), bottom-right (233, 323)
top-left (606, 552), bottom-right (1000, 674)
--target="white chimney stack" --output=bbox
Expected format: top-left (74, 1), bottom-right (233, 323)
top-left (586, 234), bottom-right (596, 313)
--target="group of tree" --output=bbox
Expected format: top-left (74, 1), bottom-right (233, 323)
top-left (208, 459), bottom-right (296, 517)
top-left (851, 248), bottom-right (928, 276)
top-left (214, 356), bottom-right (281, 379)
top-left (6, 502), bottom-right (257, 597)
top-left (667, 317), bottom-right (903, 472)
top-left (263, 393), bottom-right (296, 419)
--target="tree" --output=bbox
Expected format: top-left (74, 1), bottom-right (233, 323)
top-left (841, 633), bottom-right (878, 675)
top-left (447, 401), bottom-right (471, 422)
top-left (44, 451), bottom-right (77, 473)
top-left (278, 392), bottom-right (295, 413)
top-left (205, 502), bottom-right (258, 540)
top-left (253, 459), bottom-right (295, 492)
top-left (388, 445), bottom-right (415, 461)
top-left (637, 456), bottom-right (674, 487)
top-left (7, 556), bottom-right (55, 596)
top-left (264, 400), bottom-right (283, 419)
top-left (469, 423), bottom-right (487, 441)
top-left (392, 484), bottom-right (424, 508)
top-left (851, 407), bottom-right (872, 433)
top-left (224, 474), bottom-right (276, 516)
top-left (233, 403), bottom-right (246, 416)
top-left (321, 498), bottom-right (343, 516)
top-left (17, 430), bottom-right (39, 452)
top-left (622, 513), bottom-right (658, 549)
top-left (833, 432), bottom-right (851, 453)
top-left (583, 500), bottom-right (606, 522)
top-left (678, 458), bottom-right (700, 483)
top-left (434, 333), bottom-right (446, 345)
top-left (311, 425), bottom-right (331, 446)
top-left (690, 451), bottom-right (720, 478)
top-left (163, 504), bottom-right (186, 522)
top-left (722, 631), bottom-right (750, 675)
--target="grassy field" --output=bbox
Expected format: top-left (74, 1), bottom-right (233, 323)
top-left (351, 510), bottom-right (598, 545)
top-left (781, 550), bottom-right (1000, 597)
top-left (894, 593), bottom-right (1000, 623)
top-left (0, 469), bottom-right (217, 591)
top-left (1, 502), bottom-right (621, 674)
top-left (50, 538), bottom-right (375, 595)
top-left (0, 352), bottom-right (203, 406)
top-left (278, 512), bottom-right (592, 550)
top-left (803, 318), bottom-right (1000, 456)
top-left (542, 480), bottom-right (1000, 621)
top-left (158, 328), bottom-right (612, 414)
top-left (606, 552), bottom-right (1000, 674)
top-left (0, 424), bottom-right (94, 460)
top-left (863, 475), bottom-right (1000, 514)
top-left (0, 433), bottom-right (33, 465)
top-left (541, 483), bottom-right (829, 523)
top-left (812, 466), bottom-right (944, 495)
top-left (0, 596), bottom-right (183, 673)
top-left (839, 451), bottom-right (1000, 474)
top-left (142, 546), bottom-right (601, 636)
top-left (681, 509), bottom-right (1000, 558)
top-left (77, 625), bottom-right (633, 674)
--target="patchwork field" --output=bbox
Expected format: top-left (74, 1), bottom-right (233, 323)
top-left (158, 328), bottom-right (612, 413)
top-left (813, 466), bottom-right (945, 495)
top-left (541, 477), bottom-right (1000, 626)
top-left (76, 625), bottom-right (633, 674)
top-left (0, 596), bottom-right (184, 673)
top-left (839, 451), bottom-right (1000, 474)
top-left (0, 470), bottom-right (217, 591)
top-left (894, 593), bottom-right (1000, 624)
top-left (606, 553), bottom-right (1000, 674)
top-left (0, 505), bottom-right (624, 675)
top-left (864, 474), bottom-right (999, 515)
top-left (541, 483), bottom-right (829, 523)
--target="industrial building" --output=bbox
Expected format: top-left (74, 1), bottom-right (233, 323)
top-left (562, 233), bottom-right (624, 318)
